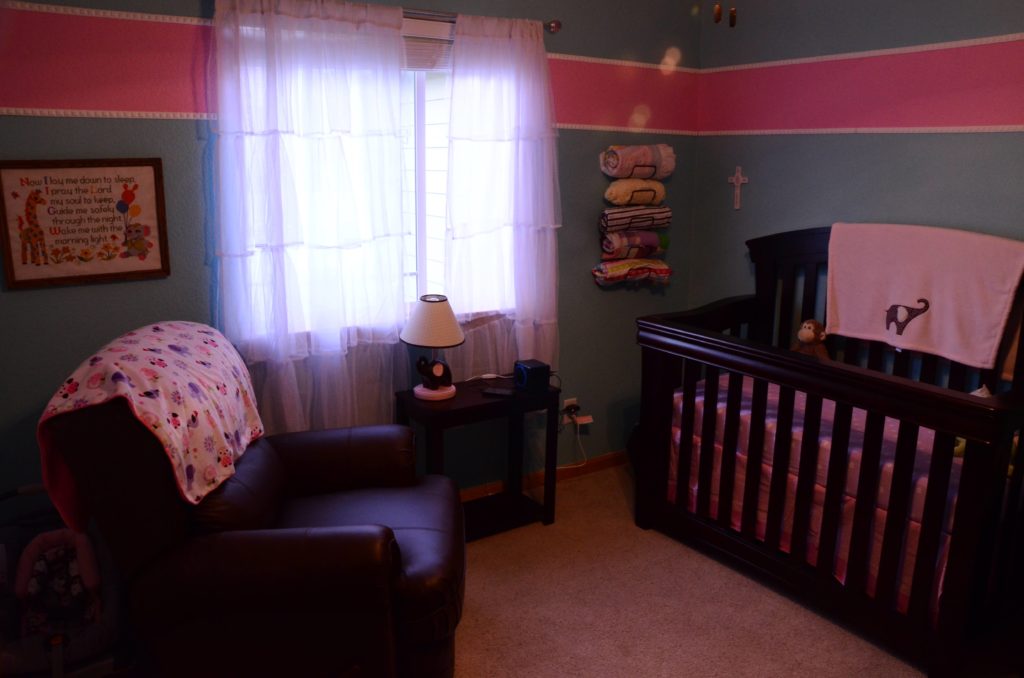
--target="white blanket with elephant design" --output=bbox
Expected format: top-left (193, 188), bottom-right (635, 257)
top-left (825, 222), bottom-right (1024, 369)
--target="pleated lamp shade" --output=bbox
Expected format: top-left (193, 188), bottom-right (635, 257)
top-left (400, 294), bottom-right (465, 348)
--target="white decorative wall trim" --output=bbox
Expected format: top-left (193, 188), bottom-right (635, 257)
top-left (548, 52), bottom-right (699, 74)
top-left (556, 123), bottom-right (1024, 137)
top-left (555, 123), bottom-right (697, 136)
top-left (701, 32), bottom-right (1024, 73)
top-left (698, 125), bottom-right (1024, 136)
top-left (0, 0), bottom-right (212, 25)
top-left (0, 107), bottom-right (215, 120)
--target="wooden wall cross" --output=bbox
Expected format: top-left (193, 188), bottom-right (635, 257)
top-left (728, 166), bottom-right (748, 210)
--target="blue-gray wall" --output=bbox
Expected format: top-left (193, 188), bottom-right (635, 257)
top-left (699, 0), bottom-right (1023, 66)
top-left (2, 0), bottom-right (1021, 498)
top-left (0, 117), bottom-right (214, 491)
top-left (688, 2), bottom-right (1024, 307)
top-left (0, 0), bottom-right (697, 495)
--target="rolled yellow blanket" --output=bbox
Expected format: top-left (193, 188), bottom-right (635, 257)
top-left (604, 179), bottom-right (665, 206)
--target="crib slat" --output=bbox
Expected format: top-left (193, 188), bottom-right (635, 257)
top-left (676, 359), bottom-right (701, 512)
top-left (876, 420), bottom-right (920, 611)
top-left (1002, 297), bottom-right (1024, 390)
top-left (742, 379), bottom-right (770, 537)
top-left (717, 372), bottom-right (744, 529)
top-left (919, 355), bottom-right (939, 387)
top-left (753, 262), bottom-right (776, 345)
top-left (948, 362), bottom-right (967, 392)
top-left (867, 343), bottom-right (884, 373)
top-left (1013, 327), bottom-right (1024, 391)
top-left (846, 411), bottom-right (886, 593)
top-left (937, 440), bottom-right (1005, 640)
top-left (818, 401), bottom-right (854, 577)
top-left (791, 393), bottom-right (824, 563)
top-left (996, 435), bottom-right (1024, 605)
top-left (979, 368), bottom-right (994, 389)
top-left (892, 350), bottom-right (911, 380)
top-left (908, 432), bottom-right (955, 624)
top-left (637, 347), bottom-right (683, 528)
top-left (800, 263), bottom-right (818, 324)
top-left (842, 338), bottom-right (863, 367)
top-left (697, 366), bottom-right (721, 519)
top-left (766, 386), bottom-right (796, 551)
top-left (776, 265), bottom-right (797, 349)
top-left (975, 438), bottom-right (1011, 613)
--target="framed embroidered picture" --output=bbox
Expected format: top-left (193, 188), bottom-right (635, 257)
top-left (0, 158), bottom-right (170, 289)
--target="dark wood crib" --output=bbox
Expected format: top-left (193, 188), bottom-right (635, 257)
top-left (633, 226), bottom-right (1024, 675)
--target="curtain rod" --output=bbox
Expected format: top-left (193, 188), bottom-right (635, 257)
top-left (402, 8), bottom-right (562, 33)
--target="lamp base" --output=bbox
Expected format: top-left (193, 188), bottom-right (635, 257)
top-left (413, 384), bottom-right (457, 401)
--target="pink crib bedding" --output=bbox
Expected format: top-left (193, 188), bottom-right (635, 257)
top-left (668, 374), bottom-right (961, 614)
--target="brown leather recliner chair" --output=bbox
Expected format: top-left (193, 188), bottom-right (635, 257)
top-left (41, 399), bottom-right (464, 677)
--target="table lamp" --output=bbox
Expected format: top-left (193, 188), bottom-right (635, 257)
top-left (400, 294), bottom-right (465, 400)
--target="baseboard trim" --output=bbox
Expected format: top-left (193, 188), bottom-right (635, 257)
top-left (459, 450), bottom-right (628, 503)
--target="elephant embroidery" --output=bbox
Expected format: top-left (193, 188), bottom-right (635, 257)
top-left (885, 298), bottom-right (930, 336)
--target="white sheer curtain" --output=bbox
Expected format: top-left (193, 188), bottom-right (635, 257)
top-left (445, 15), bottom-right (561, 375)
top-left (215, 0), bottom-right (409, 432)
top-left (215, 4), bottom-right (560, 433)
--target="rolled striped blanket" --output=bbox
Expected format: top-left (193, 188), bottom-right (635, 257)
top-left (591, 258), bottom-right (673, 287)
top-left (601, 230), bottom-right (669, 260)
top-left (604, 178), bottom-right (665, 206)
top-left (599, 206), bottom-right (672, 233)
top-left (599, 144), bottom-right (676, 180)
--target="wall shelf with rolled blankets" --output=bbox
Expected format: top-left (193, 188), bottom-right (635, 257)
top-left (591, 144), bottom-right (675, 287)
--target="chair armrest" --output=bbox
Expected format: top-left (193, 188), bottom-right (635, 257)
top-left (267, 424), bottom-right (417, 495)
top-left (131, 524), bottom-right (400, 629)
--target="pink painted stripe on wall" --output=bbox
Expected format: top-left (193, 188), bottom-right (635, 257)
top-left (547, 56), bottom-right (699, 134)
top-left (698, 38), bottom-right (1024, 133)
top-left (1, 5), bottom-right (1021, 134)
top-left (0, 6), bottom-right (212, 116)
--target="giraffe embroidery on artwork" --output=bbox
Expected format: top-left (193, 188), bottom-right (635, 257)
top-left (19, 189), bottom-right (49, 266)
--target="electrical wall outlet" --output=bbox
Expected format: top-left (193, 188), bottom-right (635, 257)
top-left (561, 397), bottom-right (584, 426)
top-left (575, 414), bottom-right (594, 425)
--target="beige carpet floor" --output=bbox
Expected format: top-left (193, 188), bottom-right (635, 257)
top-left (454, 464), bottom-right (923, 677)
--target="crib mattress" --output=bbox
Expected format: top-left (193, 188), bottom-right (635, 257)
top-left (668, 374), bottom-right (961, 613)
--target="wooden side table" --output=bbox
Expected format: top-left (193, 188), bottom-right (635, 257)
top-left (395, 379), bottom-right (560, 541)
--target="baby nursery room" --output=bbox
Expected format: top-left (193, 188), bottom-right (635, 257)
top-left (1, 0), bottom-right (1023, 676)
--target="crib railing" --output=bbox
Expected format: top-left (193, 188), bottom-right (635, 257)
top-left (746, 226), bottom-right (1024, 396)
top-left (635, 309), bottom-right (1024, 671)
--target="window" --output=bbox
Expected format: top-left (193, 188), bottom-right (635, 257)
top-left (400, 19), bottom-right (454, 305)
top-left (215, 5), bottom-right (560, 432)
top-left (400, 68), bottom-right (450, 304)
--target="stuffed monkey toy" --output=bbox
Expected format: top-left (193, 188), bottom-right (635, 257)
top-left (791, 319), bottom-right (829, 360)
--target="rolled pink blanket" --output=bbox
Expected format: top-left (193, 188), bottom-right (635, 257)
top-left (601, 230), bottom-right (669, 260)
top-left (599, 144), bottom-right (676, 179)
top-left (604, 179), bottom-right (665, 206)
